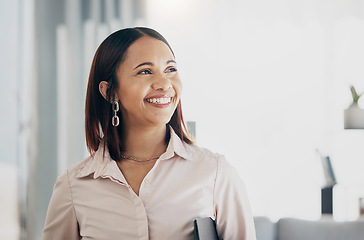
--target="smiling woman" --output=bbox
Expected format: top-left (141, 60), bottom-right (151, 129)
top-left (84, 27), bottom-right (191, 164)
top-left (111, 36), bottom-right (182, 130)
top-left (42, 27), bottom-right (256, 240)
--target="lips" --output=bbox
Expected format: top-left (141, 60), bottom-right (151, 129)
top-left (145, 95), bottom-right (173, 106)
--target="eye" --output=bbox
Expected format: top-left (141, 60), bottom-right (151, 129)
top-left (166, 67), bottom-right (177, 73)
top-left (138, 69), bottom-right (152, 75)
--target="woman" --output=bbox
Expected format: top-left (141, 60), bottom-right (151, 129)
top-left (42, 27), bottom-right (256, 240)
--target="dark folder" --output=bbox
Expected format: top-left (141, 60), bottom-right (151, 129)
top-left (194, 217), bottom-right (219, 240)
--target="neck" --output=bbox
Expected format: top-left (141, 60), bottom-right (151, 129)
top-left (122, 124), bottom-right (168, 159)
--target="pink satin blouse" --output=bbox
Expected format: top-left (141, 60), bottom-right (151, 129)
top-left (42, 128), bottom-right (256, 240)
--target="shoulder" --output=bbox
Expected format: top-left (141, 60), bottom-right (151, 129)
top-left (54, 155), bottom-right (94, 186)
top-left (65, 155), bottom-right (94, 178)
top-left (183, 143), bottom-right (244, 196)
top-left (183, 143), bottom-right (222, 163)
top-left (169, 126), bottom-right (224, 166)
top-left (182, 143), bottom-right (234, 174)
top-left (169, 130), bottom-right (236, 177)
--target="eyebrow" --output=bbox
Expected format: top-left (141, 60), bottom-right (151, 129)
top-left (133, 60), bottom-right (176, 70)
top-left (166, 60), bottom-right (176, 64)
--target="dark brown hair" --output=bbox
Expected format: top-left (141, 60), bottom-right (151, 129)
top-left (85, 27), bottom-right (192, 161)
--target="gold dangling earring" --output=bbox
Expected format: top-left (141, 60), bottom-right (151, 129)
top-left (111, 100), bottom-right (119, 127)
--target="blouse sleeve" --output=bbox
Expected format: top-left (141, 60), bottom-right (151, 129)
top-left (213, 156), bottom-right (256, 240)
top-left (42, 171), bottom-right (80, 240)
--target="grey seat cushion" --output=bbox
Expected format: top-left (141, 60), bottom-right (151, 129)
top-left (278, 217), bottom-right (364, 240)
top-left (254, 216), bottom-right (277, 240)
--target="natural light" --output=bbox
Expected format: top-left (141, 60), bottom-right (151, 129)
top-left (2, 1), bottom-right (364, 239)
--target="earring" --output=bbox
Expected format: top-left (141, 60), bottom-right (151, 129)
top-left (111, 101), bottom-right (119, 127)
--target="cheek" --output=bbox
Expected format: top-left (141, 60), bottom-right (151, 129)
top-left (117, 87), bottom-right (134, 108)
top-left (118, 80), bottom-right (140, 98)
top-left (173, 77), bottom-right (183, 97)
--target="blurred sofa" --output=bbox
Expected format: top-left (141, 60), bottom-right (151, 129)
top-left (254, 216), bottom-right (364, 240)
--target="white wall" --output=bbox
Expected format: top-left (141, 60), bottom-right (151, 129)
top-left (145, 0), bottom-right (364, 221)
top-left (0, 0), bottom-right (21, 239)
top-left (3, 2), bottom-right (364, 239)
top-left (0, 0), bottom-right (18, 164)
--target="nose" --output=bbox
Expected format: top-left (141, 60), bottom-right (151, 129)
top-left (151, 74), bottom-right (172, 91)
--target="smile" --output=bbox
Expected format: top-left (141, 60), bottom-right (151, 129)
top-left (146, 97), bottom-right (172, 105)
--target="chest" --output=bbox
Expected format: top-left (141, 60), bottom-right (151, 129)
top-left (117, 161), bottom-right (156, 196)
top-left (71, 158), bottom-right (217, 239)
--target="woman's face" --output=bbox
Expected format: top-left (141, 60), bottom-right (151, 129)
top-left (116, 36), bottom-right (182, 129)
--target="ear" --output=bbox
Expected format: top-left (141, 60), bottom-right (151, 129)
top-left (99, 81), bottom-right (109, 100)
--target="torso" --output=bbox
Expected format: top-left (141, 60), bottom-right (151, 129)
top-left (117, 160), bottom-right (157, 195)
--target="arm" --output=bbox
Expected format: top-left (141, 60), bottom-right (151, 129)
top-left (213, 156), bottom-right (256, 240)
top-left (42, 171), bottom-right (80, 240)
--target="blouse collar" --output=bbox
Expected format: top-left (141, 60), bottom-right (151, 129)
top-left (75, 126), bottom-right (192, 180)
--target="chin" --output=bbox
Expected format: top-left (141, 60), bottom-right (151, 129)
top-left (148, 115), bottom-right (174, 126)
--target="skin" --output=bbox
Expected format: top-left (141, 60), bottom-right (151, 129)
top-left (99, 36), bottom-right (182, 195)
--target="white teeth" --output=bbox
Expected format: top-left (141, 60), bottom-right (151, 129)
top-left (147, 97), bottom-right (171, 104)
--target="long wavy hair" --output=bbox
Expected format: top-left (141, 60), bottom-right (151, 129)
top-left (85, 27), bottom-right (193, 161)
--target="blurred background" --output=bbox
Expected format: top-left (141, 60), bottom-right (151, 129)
top-left (1, 0), bottom-right (364, 239)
